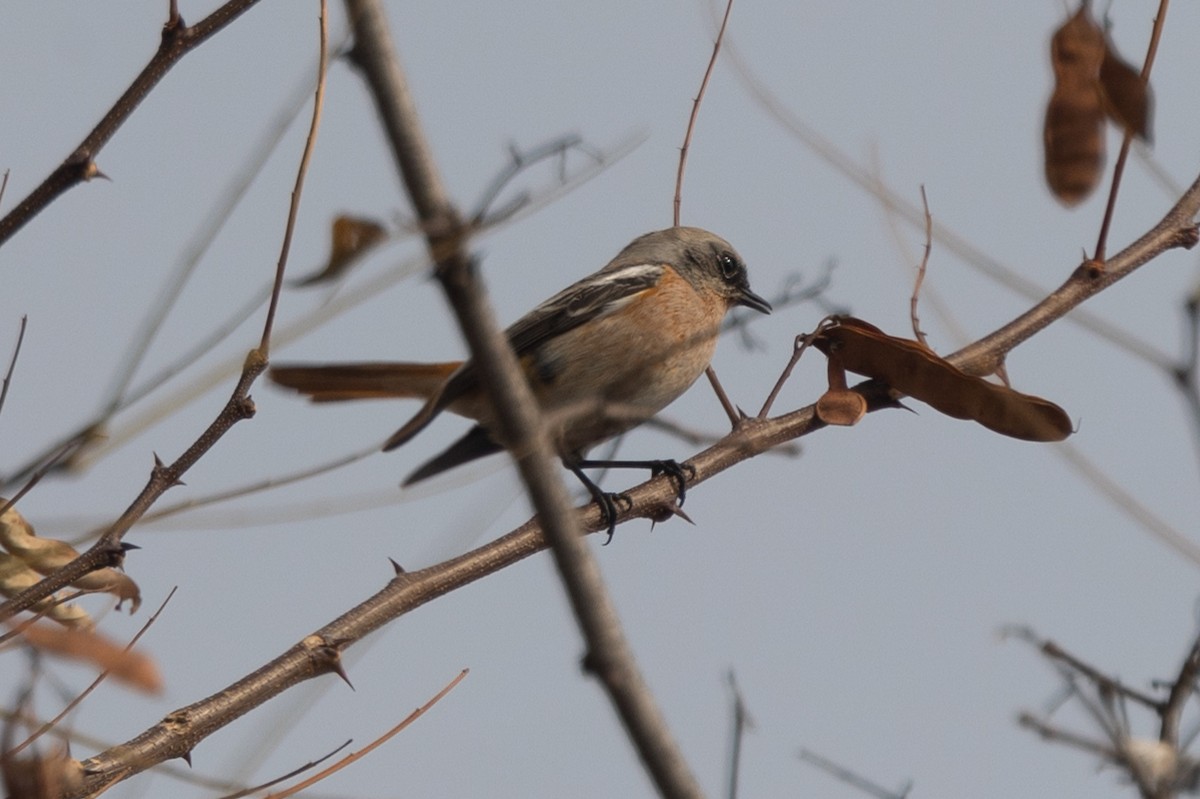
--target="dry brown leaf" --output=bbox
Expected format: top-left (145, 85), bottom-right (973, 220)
top-left (0, 504), bottom-right (141, 613)
top-left (0, 553), bottom-right (92, 628)
top-left (812, 317), bottom-right (1072, 442)
top-left (1099, 34), bottom-right (1152, 141)
top-left (295, 214), bottom-right (388, 286)
top-left (16, 622), bottom-right (163, 694)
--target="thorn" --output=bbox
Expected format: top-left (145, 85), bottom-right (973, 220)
top-left (82, 161), bottom-right (109, 182)
top-left (650, 503), bottom-right (695, 531)
top-left (389, 557), bottom-right (405, 575)
top-left (330, 654), bottom-right (354, 690)
top-left (180, 750), bottom-right (193, 768)
top-left (895, 401), bottom-right (919, 415)
top-left (153, 453), bottom-right (165, 469)
top-left (670, 505), bottom-right (695, 525)
top-left (120, 542), bottom-right (141, 552)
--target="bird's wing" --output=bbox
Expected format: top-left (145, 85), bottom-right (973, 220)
top-left (437, 262), bottom-right (665, 406)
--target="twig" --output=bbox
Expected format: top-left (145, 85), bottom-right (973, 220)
top-left (757, 327), bottom-right (825, 419)
top-left (264, 669), bottom-right (468, 798)
top-left (1004, 625), bottom-right (1163, 711)
top-left (725, 671), bottom-right (752, 799)
top-left (104, 32), bottom-right (344, 411)
top-left (344, 2), bottom-right (704, 797)
top-left (674, 0), bottom-right (734, 227)
top-left (261, 10), bottom-right (328, 353)
top-left (910, 185), bottom-right (932, 346)
top-left (1160, 633), bottom-right (1200, 749)
top-left (0, 316), bottom-right (28, 420)
top-left (218, 739), bottom-right (351, 799)
top-left (797, 748), bottom-right (911, 799)
top-left (1054, 440), bottom-right (1200, 566)
top-left (0, 131), bottom-right (637, 490)
top-left (0, 2), bottom-right (329, 624)
top-left (61, 178), bottom-right (1199, 786)
top-left (41, 8), bottom-right (1200, 794)
top-left (723, 267), bottom-right (835, 350)
top-left (8, 588), bottom-right (177, 757)
top-left (720, 33), bottom-right (1176, 372)
top-left (134, 443), bottom-right (378, 528)
top-left (1018, 711), bottom-right (1121, 761)
top-left (0, 0), bottom-right (264, 249)
top-left (1093, 0), bottom-right (1170, 262)
top-left (468, 135), bottom-right (598, 226)
top-left (678, 0), bottom-right (740, 429)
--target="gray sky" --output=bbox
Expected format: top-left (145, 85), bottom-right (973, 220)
top-left (2, 2), bottom-right (1199, 797)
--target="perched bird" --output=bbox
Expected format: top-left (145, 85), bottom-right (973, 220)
top-left (270, 226), bottom-right (771, 532)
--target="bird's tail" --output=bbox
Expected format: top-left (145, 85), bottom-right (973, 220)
top-left (268, 361), bottom-right (461, 403)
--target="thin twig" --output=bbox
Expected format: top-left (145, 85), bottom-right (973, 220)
top-left (797, 748), bottom-right (911, 799)
top-left (0, 316), bottom-right (28, 420)
top-left (674, 0), bottom-right (734, 227)
top-left (0, 0), bottom-right (264, 248)
top-left (8, 588), bottom-right (177, 757)
top-left (0, 2), bottom-right (330, 623)
top-left (104, 33), bottom-right (345, 411)
top-left (261, 9), bottom-right (328, 353)
top-left (910, 185), bottom-right (932, 346)
top-left (264, 669), bottom-right (468, 798)
top-left (678, 0), bottom-right (741, 428)
top-left (1093, 0), bottom-right (1170, 262)
top-left (725, 671), bottom-right (752, 799)
top-left (135, 443), bottom-right (377, 528)
top-left (217, 739), bottom-right (351, 799)
top-left (720, 32), bottom-right (1175, 372)
top-left (1018, 711), bottom-right (1121, 761)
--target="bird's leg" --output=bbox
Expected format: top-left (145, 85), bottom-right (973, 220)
top-left (565, 461), bottom-right (625, 543)
top-left (573, 458), bottom-right (694, 507)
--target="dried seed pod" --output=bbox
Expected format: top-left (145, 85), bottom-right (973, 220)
top-left (811, 317), bottom-right (1072, 442)
top-left (1044, 3), bottom-right (1106, 205)
top-left (1099, 34), bottom-right (1152, 141)
top-left (815, 350), bottom-right (867, 427)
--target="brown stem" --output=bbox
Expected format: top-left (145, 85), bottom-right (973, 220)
top-left (1092, 0), bottom-right (1170, 262)
top-left (343, 2), bottom-right (705, 797)
top-left (0, 0), bottom-right (263, 249)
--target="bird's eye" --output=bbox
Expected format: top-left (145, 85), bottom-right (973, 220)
top-left (719, 253), bottom-right (740, 280)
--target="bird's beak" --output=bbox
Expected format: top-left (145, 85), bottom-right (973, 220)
top-left (737, 287), bottom-right (772, 314)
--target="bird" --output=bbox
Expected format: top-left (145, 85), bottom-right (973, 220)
top-left (270, 226), bottom-right (771, 534)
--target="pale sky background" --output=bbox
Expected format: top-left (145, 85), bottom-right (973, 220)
top-left (2, 2), bottom-right (1200, 797)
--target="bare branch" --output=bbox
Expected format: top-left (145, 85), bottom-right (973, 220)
top-left (0, 1), bottom-right (332, 623)
top-left (1093, 0), bottom-right (1170, 262)
top-left (343, 3), bottom-right (704, 796)
top-left (0, 0), bottom-right (264, 248)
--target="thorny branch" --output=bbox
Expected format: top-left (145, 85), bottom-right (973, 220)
top-left (6, 3), bottom-right (1200, 797)
top-left (342, 1), bottom-right (706, 797)
top-left (0, 0), bottom-right (264, 248)
top-left (66, 158), bottom-right (1200, 797)
top-left (0, 1), bottom-right (329, 624)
